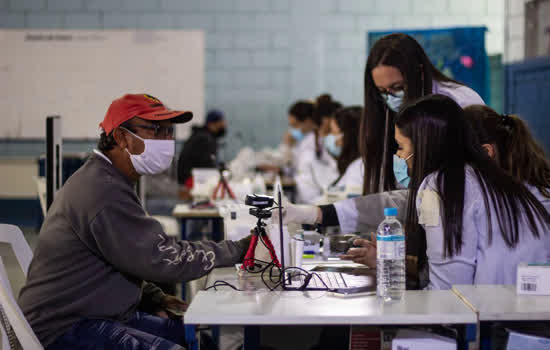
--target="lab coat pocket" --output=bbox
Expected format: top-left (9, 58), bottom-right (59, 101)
top-left (418, 189), bottom-right (441, 227)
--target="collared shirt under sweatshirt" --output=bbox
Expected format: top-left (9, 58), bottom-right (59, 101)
top-left (18, 153), bottom-right (250, 346)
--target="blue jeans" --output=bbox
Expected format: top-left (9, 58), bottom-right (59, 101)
top-left (47, 311), bottom-right (186, 350)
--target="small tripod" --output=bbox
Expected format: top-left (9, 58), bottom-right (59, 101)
top-left (241, 208), bottom-right (281, 270)
top-left (212, 164), bottom-right (236, 200)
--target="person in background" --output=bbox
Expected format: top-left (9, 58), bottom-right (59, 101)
top-left (323, 106), bottom-right (363, 190)
top-left (282, 100), bottom-right (316, 169)
top-left (19, 94), bottom-right (250, 349)
top-left (177, 109), bottom-right (227, 200)
top-left (313, 93), bottom-right (343, 153)
top-left (463, 105), bottom-right (550, 207)
top-left (293, 95), bottom-right (343, 203)
top-left (351, 94), bottom-right (550, 289)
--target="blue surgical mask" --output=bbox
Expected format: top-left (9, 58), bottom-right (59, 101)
top-left (289, 127), bottom-right (304, 142)
top-left (383, 90), bottom-right (405, 112)
top-left (323, 134), bottom-right (343, 157)
top-left (393, 154), bottom-right (413, 188)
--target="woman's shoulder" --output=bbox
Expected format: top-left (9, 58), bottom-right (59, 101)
top-left (433, 80), bottom-right (485, 107)
top-left (347, 158), bottom-right (363, 171)
top-left (418, 165), bottom-right (481, 193)
top-left (298, 132), bottom-right (316, 149)
top-left (339, 157), bottom-right (364, 186)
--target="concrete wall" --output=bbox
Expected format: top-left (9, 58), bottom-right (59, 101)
top-left (1, 0), bottom-right (505, 160)
top-left (505, 0), bottom-right (528, 62)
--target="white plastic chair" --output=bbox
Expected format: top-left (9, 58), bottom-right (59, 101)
top-left (0, 224), bottom-right (43, 349)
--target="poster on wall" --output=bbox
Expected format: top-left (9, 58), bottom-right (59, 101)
top-left (367, 27), bottom-right (489, 105)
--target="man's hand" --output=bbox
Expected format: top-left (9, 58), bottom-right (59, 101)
top-left (155, 295), bottom-right (188, 319)
top-left (340, 237), bottom-right (377, 268)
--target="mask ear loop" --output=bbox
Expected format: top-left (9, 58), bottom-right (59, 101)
top-left (119, 126), bottom-right (145, 142)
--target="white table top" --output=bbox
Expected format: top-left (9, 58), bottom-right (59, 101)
top-left (185, 267), bottom-right (476, 326)
top-left (172, 204), bottom-right (221, 218)
top-left (452, 284), bottom-right (550, 321)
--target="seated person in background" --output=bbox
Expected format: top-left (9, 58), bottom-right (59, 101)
top-left (323, 106), bottom-right (364, 192)
top-left (177, 109), bottom-right (227, 200)
top-left (314, 93), bottom-right (343, 139)
top-left (257, 100), bottom-right (316, 174)
top-left (19, 94), bottom-right (250, 349)
top-left (293, 96), bottom-right (342, 203)
top-left (387, 94), bottom-right (550, 289)
top-left (463, 104), bottom-right (550, 210)
top-left (280, 100), bottom-right (316, 170)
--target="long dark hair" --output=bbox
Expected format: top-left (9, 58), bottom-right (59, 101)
top-left (397, 94), bottom-right (550, 257)
top-left (313, 94), bottom-right (342, 125)
top-left (333, 106), bottom-right (362, 176)
top-left (314, 94), bottom-right (342, 159)
top-left (361, 33), bottom-right (461, 195)
top-left (288, 100), bottom-right (314, 122)
top-left (464, 105), bottom-right (550, 198)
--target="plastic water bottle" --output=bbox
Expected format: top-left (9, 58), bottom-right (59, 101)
top-left (376, 207), bottom-right (406, 301)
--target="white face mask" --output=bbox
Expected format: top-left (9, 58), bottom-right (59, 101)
top-left (121, 127), bottom-right (175, 175)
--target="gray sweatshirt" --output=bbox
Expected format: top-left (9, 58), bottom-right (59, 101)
top-left (18, 154), bottom-right (250, 346)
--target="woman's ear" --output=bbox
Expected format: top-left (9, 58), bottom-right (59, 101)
top-left (482, 143), bottom-right (496, 159)
top-left (112, 128), bottom-right (128, 150)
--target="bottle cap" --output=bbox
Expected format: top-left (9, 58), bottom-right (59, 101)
top-left (384, 207), bottom-right (398, 216)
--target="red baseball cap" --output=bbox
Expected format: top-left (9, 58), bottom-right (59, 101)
top-left (99, 94), bottom-right (193, 134)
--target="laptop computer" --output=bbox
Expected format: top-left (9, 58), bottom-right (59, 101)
top-left (276, 187), bottom-right (376, 295)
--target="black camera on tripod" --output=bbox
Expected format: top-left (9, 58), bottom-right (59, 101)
top-left (245, 194), bottom-right (274, 219)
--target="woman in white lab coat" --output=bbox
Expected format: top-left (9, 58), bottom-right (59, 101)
top-left (293, 95), bottom-right (342, 203)
top-left (351, 95), bottom-right (550, 290)
top-left (341, 104), bottom-right (550, 284)
top-left (281, 100), bottom-right (316, 169)
top-left (322, 106), bottom-right (364, 192)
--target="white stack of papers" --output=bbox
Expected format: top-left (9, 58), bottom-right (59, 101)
top-left (391, 329), bottom-right (456, 350)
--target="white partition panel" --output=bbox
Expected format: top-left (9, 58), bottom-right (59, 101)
top-left (0, 30), bottom-right (204, 140)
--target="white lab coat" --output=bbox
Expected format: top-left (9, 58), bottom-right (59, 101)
top-left (310, 158), bottom-right (365, 205)
top-left (293, 133), bottom-right (338, 203)
top-left (331, 81), bottom-right (484, 234)
top-left (333, 158), bottom-right (364, 190)
top-left (334, 190), bottom-right (409, 233)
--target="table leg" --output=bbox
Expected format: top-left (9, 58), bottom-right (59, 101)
top-left (184, 324), bottom-right (198, 350)
top-left (243, 326), bottom-right (260, 350)
top-left (457, 323), bottom-right (477, 350)
top-left (212, 218), bottom-right (224, 242)
top-left (212, 325), bottom-right (220, 347)
top-left (480, 322), bottom-right (491, 350)
top-left (180, 218), bottom-right (187, 240)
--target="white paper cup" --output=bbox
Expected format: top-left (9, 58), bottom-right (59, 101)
top-left (290, 238), bottom-right (304, 269)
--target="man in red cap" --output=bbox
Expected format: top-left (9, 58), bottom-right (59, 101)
top-left (19, 94), bottom-right (251, 349)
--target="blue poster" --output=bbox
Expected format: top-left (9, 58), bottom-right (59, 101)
top-left (367, 27), bottom-right (489, 104)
